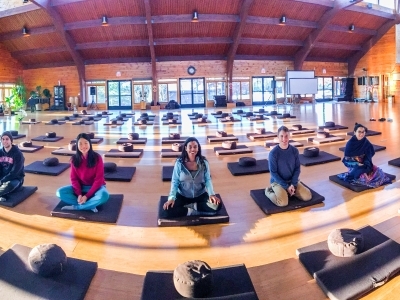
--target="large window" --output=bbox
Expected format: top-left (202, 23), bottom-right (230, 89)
top-left (0, 84), bottom-right (13, 107)
top-left (206, 79), bottom-right (226, 101)
top-left (275, 80), bottom-right (285, 98)
top-left (179, 78), bottom-right (205, 108)
top-left (252, 76), bottom-right (275, 105)
top-left (316, 77), bottom-right (333, 100)
top-left (133, 80), bottom-right (152, 104)
top-left (159, 80), bottom-right (178, 103)
top-left (107, 80), bottom-right (132, 110)
top-left (86, 81), bottom-right (106, 105)
top-left (232, 77), bottom-right (250, 101)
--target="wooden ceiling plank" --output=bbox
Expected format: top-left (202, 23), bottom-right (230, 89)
top-left (0, 26), bottom-right (56, 42)
top-left (247, 16), bottom-right (317, 28)
top-left (327, 24), bottom-right (376, 35)
top-left (235, 55), bottom-right (293, 61)
top-left (155, 37), bottom-right (232, 45)
top-left (314, 41), bottom-right (361, 51)
top-left (345, 5), bottom-right (396, 19)
top-left (157, 55), bottom-right (226, 62)
top-left (32, 0), bottom-right (86, 102)
top-left (241, 37), bottom-right (303, 47)
top-left (152, 14), bottom-right (239, 23)
top-left (64, 16), bottom-right (145, 31)
top-left (0, 3), bottom-right (40, 18)
top-left (226, 0), bottom-right (254, 79)
top-left (76, 40), bottom-right (149, 50)
top-left (51, 0), bottom-right (86, 6)
top-left (13, 45), bottom-right (68, 57)
top-left (294, 0), bottom-right (363, 70)
top-left (348, 16), bottom-right (400, 76)
top-left (86, 57), bottom-right (152, 65)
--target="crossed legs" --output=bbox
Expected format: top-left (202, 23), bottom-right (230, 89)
top-left (265, 182), bottom-right (312, 207)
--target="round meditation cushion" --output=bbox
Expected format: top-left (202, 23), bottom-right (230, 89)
top-left (303, 147), bottom-right (320, 158)
top-left (139, 119), bottom-right (147, 125)
top-left (141, 113), bottom-right (148, 117)
top-left (259, 108), bottom-right (265, 113)
top-left (292, 124), bottom-right (302, 130)
top-left (215, 111), bottom-right (222, 115)
top-left (86, 132), bottom-right (95, 139)
top-left (64, 116), bottom-right (70, 121)
top-left (88, 116), bottom-right (94, 121)
top-left (222, 141), bottom-right (237, 149)
top-left (225, 116), bottom-right (234, 121)
top-left (20, 141), bottom-right (32, 147)
top-left (50, 119), bottom-right (58, 124)
top-left (120, 113), bottom-right (126, 117)
top-left (221, 113), bottom-right (228, 118)
top-left (9, 130), bottom-right (18, 136)
top-left (173, 260), bottom-right (213, 298)
top-left (28, 244), bottom-right (67, 277)
top-left (111, 120), bottom-right (117, 125)
top-left (73, 113), bottom-right (79, 118)
top-left (102, 111), bottom-right (108, 115)
top-left (172, 143), bottom-right (182, 152)
top-left (68, 142), bottom-right (77, 151)
top-left (81, 110), bottom-right (87, 115)
top-left (270, 111), bottom-right (278, 115)
top-left (325, 121), bottom-right (335, 127)
top-left (317, 131), bottom-right (329, 139)
top-left (328, 229), bottom-right (364, 257)
top-left (30, 118), bottom-right (36, 122)
top-left (46, 132), bottom-right (56, 138)
top-left (282, 113), bottom-right (290, 118)
top-left (97, 113), bottom-right (103, 117)
top-left (118, 143), bottom-right (134, 152)
top-left (216, 131), bottom-right (227, 137)
top-left (245, 112), bottom-right (253, 117)
top-left (238, 157), bottom-right (256, 167)
top-left (43, 157), bottom-right (59, 167)
top-left (104, 162), bottom-right (117, 173)
top-left (117, 116), bottom-right (124, 121)
top-left (168, 119), bottom-right (177, 124)
top-left (195, 113), bottom-right (203, 119)
top-left (236, 109), bottom-right (243, 114)
top-left (256, 128), bottom-right (265, 134)
top-left (128, 133), bottom-right (139, 140)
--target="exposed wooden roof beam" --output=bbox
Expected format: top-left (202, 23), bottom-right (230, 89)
top-left (291, 0), bottom-right (332, 6)
top-left (226, 0), bottom-right (254, 78)
top-left (76, 40), bottom-right (149, 50)
top-left (314, 42), bottom-right (361, 51)
top-left (157, 55), bottom-right (226, 62)
top-left (23, 61), bottom-right (75, 69)
top-left (346, 5), bottom-right (396, 19)
top-left (31, 0), bottom-right (86, 102)
top-left (0, 3), bottom-right (40, 18)
top-left (348, 16), bottom-right (400, 76)
top-left (247, 16), bottom-right (316, 28)
top-left (328, 24), bottom-right (376, 35)
top-left (0, 26), bottom-right (56, 42)
top-left (155, 37), bottom-right (232, 45)
top-left (235, 55), bottom-right (293, 61)
top-left (241, 38), bottom-right (303, 47)
top-left (64, 16), bottom-right (145, 30)
top-left (85, 57), bottom-right (152, 65)
top-left (12, 46), bottom-right (68, 58)
top-left (294, 0), bottom-right (362, 70)
top-left (153, 14), bottom-right (238, 23)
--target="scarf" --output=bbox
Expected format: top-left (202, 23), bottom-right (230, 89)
top-left (344, 135), bottom-right (375, 158)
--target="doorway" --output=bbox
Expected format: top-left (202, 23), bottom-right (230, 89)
top-left (107, 80), bottom-right (132, 110)
top-left (179, 78), bottom-right (205, 108)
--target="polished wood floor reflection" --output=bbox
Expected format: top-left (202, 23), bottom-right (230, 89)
top-left (2, 102), bottom-right (400, 299)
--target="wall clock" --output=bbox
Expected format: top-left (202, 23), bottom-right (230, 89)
top-left (187, 66), bottom-right (196, 75)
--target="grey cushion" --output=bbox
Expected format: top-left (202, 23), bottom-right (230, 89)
top-left (104, 162), bottom-right (117, 173)
top-left (195, 113), bottom-right (203, 118)
top-left (82, 110), bottom-right (87, 115)
top-left (111, 120), bottom-right (117, 124)
top-left (270, 111), bottom-right (278, 115)
top-left (325, 121), bottom-right (335, 127)
top-left (86, 132), bottom-right (95, 139)
top-left (28, 244), bottom-right (67, 277)
top-left (50, 119), bottom-right (58, 124)
top-left (46, 132), bottom-right (56, 138)
top-left (141, 113), bottom-right (148, 117)
top-left (282, 113), bottom-right (290, 118)
top-left (20, 141), bottom-right (32, 147)
top-left (221, 113), bottom-right (229, 118)
top-left (10, 130), bottom-right (18, 136)
top-left (88, 116), bottom-right (94, 121)
top-left (43, 157), bottom-right (59, 167)
top-left (173, 260), bottom-right (213, 298)
top-left (303, 147), bottom-right (319, 158)
top-left (328, 228), bottom-right (364, 257)
top-left (238, 157), bottom-right (256, 167)
top-left (139, 119), bottom-right (147, 124)
top-left (245, 112), bottom-right (253, 117)
top-left (292, 124), bottom-right (302, 130)
top-left (169, 133), bottom-right (180, 139)
top-left (68, 142), bottom-right (77, 151)
top-left (128, 133), bottom-right (139, 140)
top-left (118, 143), bottom-right (134, 152)
top-left (29, 118), bottom-right (36, 122)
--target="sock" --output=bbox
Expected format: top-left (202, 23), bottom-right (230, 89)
top-left (187, 208), bottom-right (193, 216)
top-left (91, 207), bottom-right (98, 213)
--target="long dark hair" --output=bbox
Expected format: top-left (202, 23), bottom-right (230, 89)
top-left (71, 133), bottom-right (99, 168)
top-left (178, 137), bottom-right (207, 167)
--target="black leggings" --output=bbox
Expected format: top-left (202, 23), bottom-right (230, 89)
top-left (162, 192), bottom-right (221, 218)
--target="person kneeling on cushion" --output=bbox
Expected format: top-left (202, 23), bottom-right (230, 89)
top-left (56, 133), bottom-right (109, 212)
top-left (163, 137), bottom-right (221, 217)
top-left (265, 126), bottom-right (311, 207)
top-left (0, 131), bottom-right (25, 201)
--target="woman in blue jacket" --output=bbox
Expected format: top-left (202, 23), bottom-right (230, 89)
top-left (163, 137), bottom-right (221, 217)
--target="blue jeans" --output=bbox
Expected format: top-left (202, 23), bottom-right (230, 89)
top-left (56, 185), bottom-right (109, 210)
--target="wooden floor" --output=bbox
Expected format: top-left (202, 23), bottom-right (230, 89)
top-left (3, 102), bottom-right (400, 299)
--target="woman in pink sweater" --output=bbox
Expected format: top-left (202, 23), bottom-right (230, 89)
top-left (56, 133), bottom-right (109, 212)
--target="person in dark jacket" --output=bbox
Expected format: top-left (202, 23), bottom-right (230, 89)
top-left (0, 131), bottom-right (25, 201)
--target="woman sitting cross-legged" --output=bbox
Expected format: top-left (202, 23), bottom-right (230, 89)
top-left (56, 133), bottom-right (109, 212)
top-left (338, 123), bottom-right (391, 187)
top-left (163, 137), bottom-right (221, 217)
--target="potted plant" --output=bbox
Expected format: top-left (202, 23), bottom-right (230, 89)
top-left (43, 88), bottom-right (52, 100)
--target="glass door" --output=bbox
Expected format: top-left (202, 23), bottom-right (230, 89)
top-left (316, 77), bottom-right (333, 101)
top-left (179, 78), bottom-right (205, 108)
top-left (252, 76), bottom-right (275, 105)
top-left (107, 80), bottom-right (132, 110)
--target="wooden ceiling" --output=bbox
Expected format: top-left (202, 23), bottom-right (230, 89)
top-left (0, 0), bottom-right (398, 76)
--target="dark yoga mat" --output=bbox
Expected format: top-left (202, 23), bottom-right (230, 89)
top-left (347, 130), bottom-right (381, 137)
top-left (157, 194), bottom-right (229, 227)
top-left (141, 264), bottom-right (258, 300)
top-left (339, 144), bottom-right (386, 152)
top-left (0, 244), bottom-right (97, 300)
top-left (297, 225), bottom-right (400, 300)
top-left (10, 134), bottom-right (26, 140)
top-left (0, 186), bottom-right (38, 208)
top-left (32, 135), bottom-right (64, 142)
top-left (388, 157), bottom-right (400, 167)
top-left (250, 185), bottom-right (324, 215)
top-left (18, 144), bottom-right (44, 153)
top-left (214, 145), bottom-right (253, 156)
top-left (105, 166), bottom-right (136, 182)
top-left (51, 148), bottom-right (75, 156)
top-left (51, 194), bottom-right (123, 223)
top-left (25, 161), bottom-right (70, 176)
top-left (162, 166), bottom-right (174, 181)
top-left (104, 149), bottom-right (143, 158)
top-left (116, 138), bottom-right (147, 144)
top-left (328, 173), bottom-right (395, 192)
top-left (318, 124), bottom-right (348, 131)
top-left (227, 159), bottom-right (269, 176)
top-left (299, 151), bottom-right (341, 166)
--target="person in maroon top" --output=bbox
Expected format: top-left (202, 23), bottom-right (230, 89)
top-left (56, 133), bottom-right (109, 212)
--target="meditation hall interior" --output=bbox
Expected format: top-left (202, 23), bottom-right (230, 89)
top-left (2, 0), bottom-right (400, 299)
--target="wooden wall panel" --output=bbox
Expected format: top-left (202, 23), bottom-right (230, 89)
top-left (23, 66), bottom-right (80, 103)
top-left (157, 60), bottom-right (226, 78)
top-left (0, 44), bottom-right (22, 82)
top-left (86, 63), bottom-right (152, 80)
top-left (233, 60), bottom-right (292, 77)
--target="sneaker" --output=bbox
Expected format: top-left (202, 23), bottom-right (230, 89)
top-left (91, 207), bottom-right (98, 213)
top-left (185, 202), bottom-right (197, 210)
top-left (0, 197), bottom-right (6, 202)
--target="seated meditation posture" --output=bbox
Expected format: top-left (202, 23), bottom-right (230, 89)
top-left (0, 131), bottom-right (25, 201)
top-left (163, 137), bottom-right (221, 217)
top-left (339, 123), bottom-right (390, 187)
top-left (56, 133), bottom-right (109, 212)
top-left (265, 126), bottom-right (312, 206)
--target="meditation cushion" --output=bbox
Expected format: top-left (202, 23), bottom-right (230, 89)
top-left (73, 113), bottom-right (79, 117)
top-left (379, 118), bottom-right (386, 122)
top-left (222, 141), bottom-right (237, 149)
top-left (216, 131), bottom-right (227, 137)
top-left (172, 143), bottom-right (183, 152)
top-left (245, 112), bottom-right (253, 117)
top-left (139, 119), bottom-right (147, 125)
top-left (256, 128), bottom-right (266, 134)
top-left (221, 113), bottom-right (228, 118)
top-left (237, 109), bottom-right (243, 114)
top-left (81, 110), bottom-right (87, 115)
top-left (259, 108), bottom-right (265, 113)
top-left (88, 116), bottom-right (94, 121)
top-left (28, 244), bottom-right (67, 277)
top-left (118, 143), bottom-right (134, 152)
top-left (270, 111), bottom-right (278, 115)
top-left (225, 116), bottom-right (234, 121)
top-left (317, 131), bottom-right (329, 139)
top-left (9, 130), bottom-right (18, 136)
top-left (86, 132), bottom-right (95, 139)
top-left (97, 113), bottom-right (103, 117)
top-left (257, 115), bottom-right (264, 120)
top-left (20, 141), bottom-right (32, 147)
top-left (29, 118), bottom-right (36, 122)
top-left (117, 116), bottom-right (124, 121)
top-left (169, 133), bottom-right (180, 139)
top-left (102, 111), bottom-right (108, 115)
top-left (120, 113), bottom-right (126, 118)
top-left (292, 124), bottom-right (302, 130)
top-left (303, 147), bottom-right (319, 158)
top-left (168, 119), bottom-right (177, 124)
top-left (50, 119), bottom-right (58, 124)
top-left (282, 113), bottom-right (290, 118)
top-left (128, 133), bottom-right (139, 140)
top-left (46, 132), bottom-right (56, 138)
top-left (215, 111), bottom-right (222, 115)
top-left (167, 114), bottom-right (174, 120)
top-left (327, 228), bottom-right (364, 257)
top-left (64, 116), bottom-right (70, 121)
top-left (195, 113), bottom-right (203, 119)
top-left (43, 157), bottom-right (59, 167)
top-left (173, 260), bottom-right (213, 298)
top-left (238, 157), bottom-right (256, 167)
top-left (104, 162), bottom-right (117, 173)
top-left (273, 137), bottom-right (279, 143)
top-left (111, 120), bottom-right (117, 125)
top-left (68, 142), bottom-right (77, 151)
top-left (141, 113), bottom-right (148, 118)
top-left (325, 121), bottom-right (335, 127)
top-left (197, 117), bottom-right (206, 122)
top-left (167, 112), bottom-right (174, 117)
